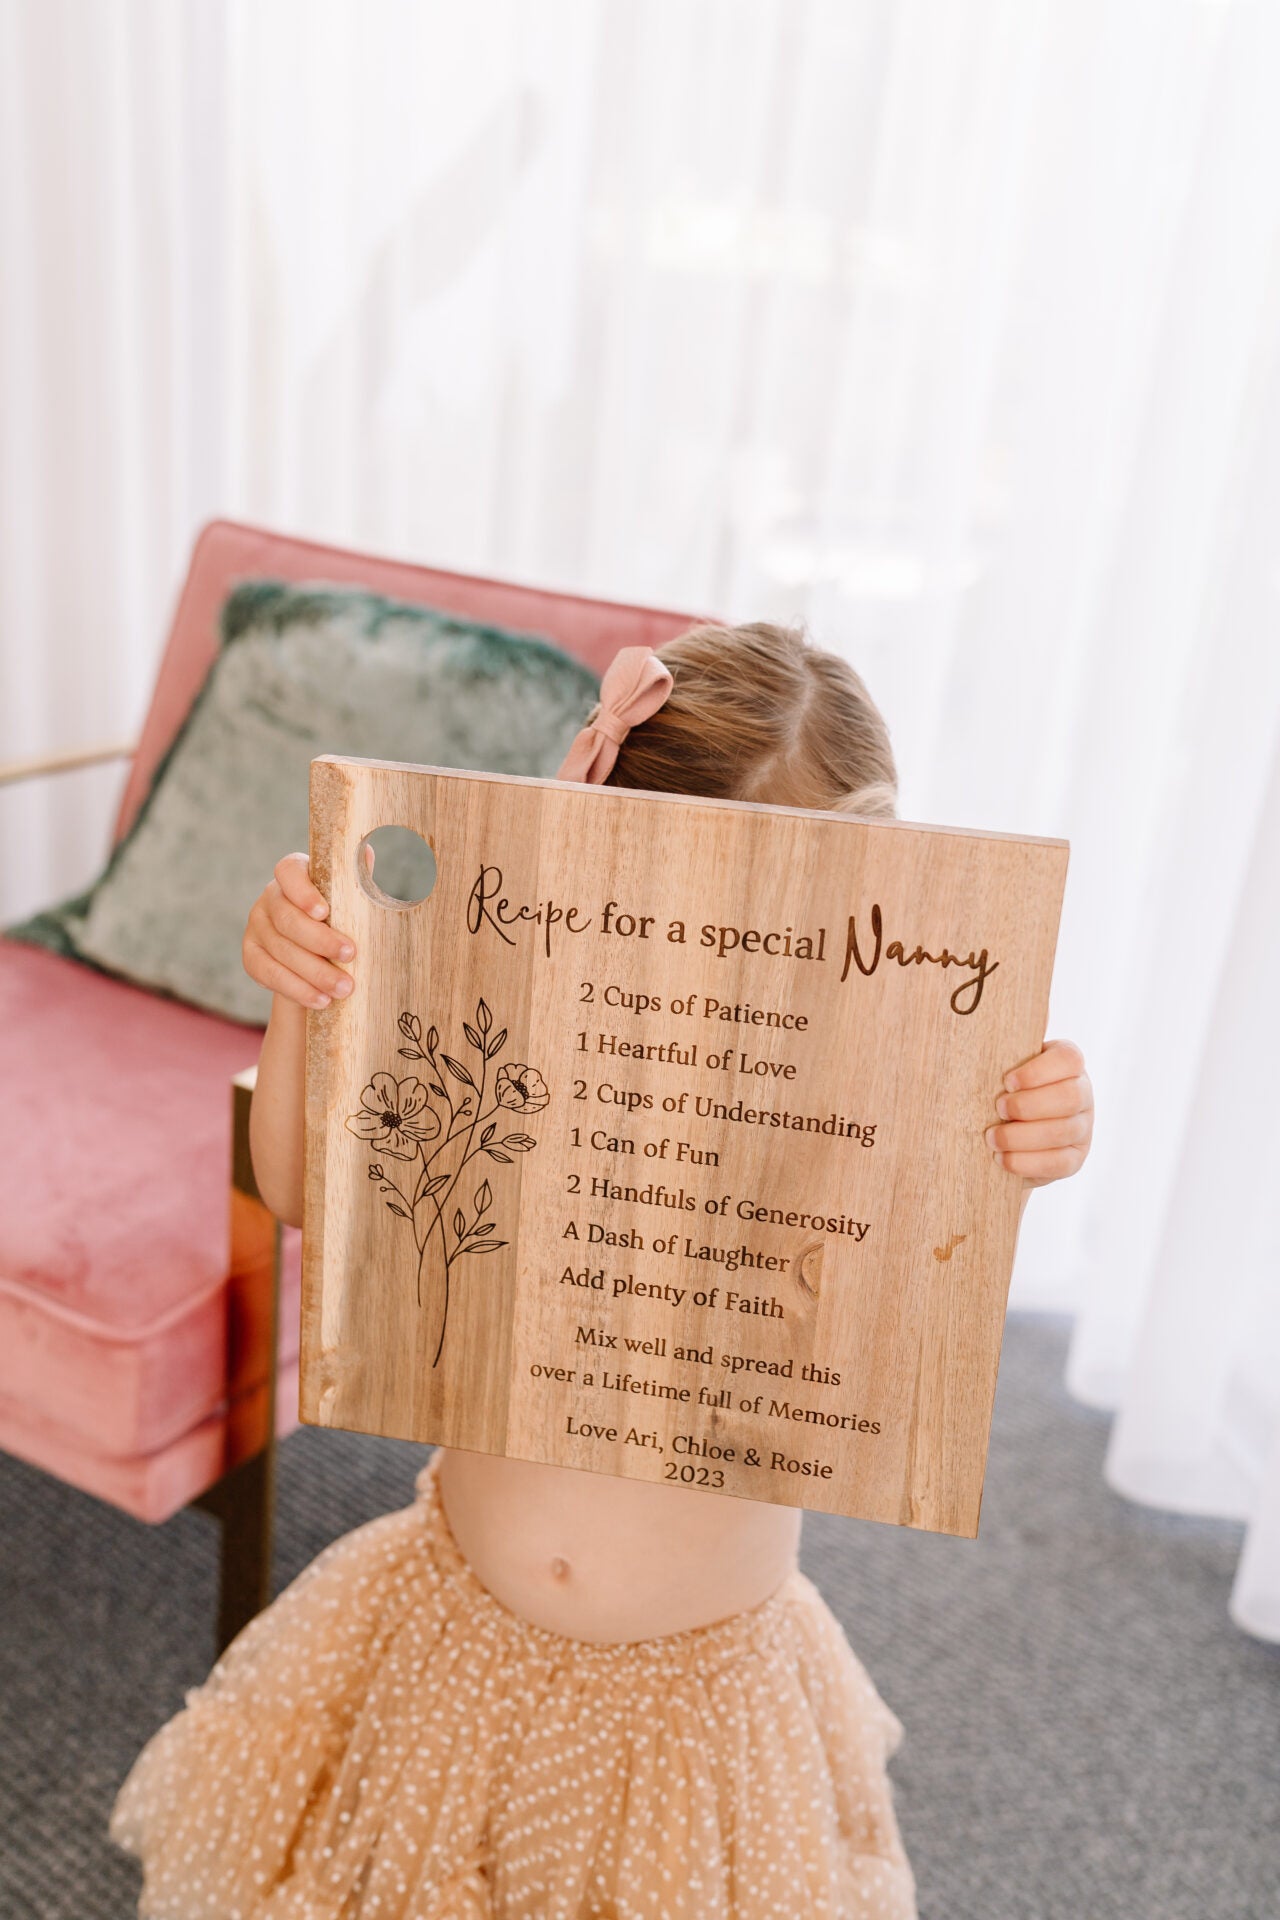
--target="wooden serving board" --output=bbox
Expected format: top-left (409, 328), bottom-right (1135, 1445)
top-left (300, 755), bottom-right (1068, 1535)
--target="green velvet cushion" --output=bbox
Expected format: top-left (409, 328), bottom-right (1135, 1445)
top-left (6, 580), bottom-right (599, 1025)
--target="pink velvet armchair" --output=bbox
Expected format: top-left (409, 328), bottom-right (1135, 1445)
top-left (0, 518), bottom-right (701, 1647)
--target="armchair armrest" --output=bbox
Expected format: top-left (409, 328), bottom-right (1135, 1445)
top-left (0, 740), bottom-right (137, 788)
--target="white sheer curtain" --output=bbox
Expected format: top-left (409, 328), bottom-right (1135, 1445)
top-left (2, 0), bottom-right (1277, 1636)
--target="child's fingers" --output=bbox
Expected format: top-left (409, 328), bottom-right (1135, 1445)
top-left (996, 1074), bottom-right (1091, 1124)
top-left (986, 1112), bottom-right (1090, 1155)
top-left (1003, 1037), bottom-right (1085, 1092)
top-left (267, 888), bottom-right (356, 964)
top-left (269, 850), bottom-right (359, 958)
top-left (275, 850), bottom-right (331, 919)
top-left (251, 920), bottom-right (354, 1001)
top-left (243, 936), bottom-right (334, 1010)
top-left (994, 1040), bottom-right (1092, 1188)
top-left (994, 1144), bottom-right (1087, 1182)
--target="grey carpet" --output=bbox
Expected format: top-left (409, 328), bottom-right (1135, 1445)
top-left (1, 1315), bottom-right (1276, 1920)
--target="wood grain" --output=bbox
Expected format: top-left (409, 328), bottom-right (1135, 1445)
top-left (301, 755), bottom-right (1068, 1536)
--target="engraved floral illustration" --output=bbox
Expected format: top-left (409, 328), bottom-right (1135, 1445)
top-left (346, 999), bottom-right (544, 1366)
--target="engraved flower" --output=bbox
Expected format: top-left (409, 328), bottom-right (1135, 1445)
top-left (494, 1063), bottom-right (549, 1113)
top-left (345, 1072), bottom-right (441, 1160)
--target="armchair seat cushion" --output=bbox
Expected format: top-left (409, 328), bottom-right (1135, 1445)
top-left (0, 1353), bottom-right (300, 1526)
top-left (0, 939), bottom-right (299, 1483)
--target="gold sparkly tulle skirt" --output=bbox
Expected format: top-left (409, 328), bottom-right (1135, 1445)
top-left (110, 1453), bottom-right (916, 1919)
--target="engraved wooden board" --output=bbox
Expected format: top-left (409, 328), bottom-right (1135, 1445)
top-left (301, 755), bottom-right (1068, 1535)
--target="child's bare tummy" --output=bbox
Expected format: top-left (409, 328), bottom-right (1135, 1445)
top-left (435, 1446), bottom-right (803, 1644)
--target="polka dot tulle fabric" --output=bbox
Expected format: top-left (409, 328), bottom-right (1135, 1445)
top-left (111, 1454), bottom-right (916, 1917)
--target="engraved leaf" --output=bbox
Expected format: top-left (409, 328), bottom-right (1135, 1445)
top-left (426, 1025), bottom-right (439, 1052)
top-left (486, 1149), bottom-right (513, 1164)
top-left (463, 1022), bottom-right (483, 1051)
top-left (485, 1028), bottom-right (508, 1059)
top-left (397, 1046), bottom-right (425, 1060)
top-left (464, 1238), bottom-right (507, 1254)
top-left (472, 1220), bottom-right (496, 1238)
top-left (429, 1082), bottom-right (448, 1099)
top-left (474, 1180), bottom-right (493, 1213)
top-left (453, 1209), bottom-right (466, 1237)
top-left (420, 1173), bottom-right (450, 1198)
top-left (386, 1203), bottom-right (409, 1218)
top-left (442, 1055), bottom-right (476, 1088)
top-left (481, 1122), bottom-right (495, 1145)
top-left (477, 998), bottom-right (492, 1033)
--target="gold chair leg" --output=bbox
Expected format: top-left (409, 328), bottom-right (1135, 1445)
top-left (194, 1068), bottom-right (281, 1654)
top-left (195, 1429), bottom-right (277, 1653)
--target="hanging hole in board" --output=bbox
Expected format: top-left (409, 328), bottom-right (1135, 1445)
top-left (355, 824), bottom-right (437, 908)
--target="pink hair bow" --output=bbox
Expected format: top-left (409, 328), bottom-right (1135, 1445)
top-left (556, 644), bottom-right (674, 784)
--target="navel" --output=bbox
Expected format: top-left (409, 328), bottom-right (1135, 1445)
top-left (549, 1555), bottom-right (571, 1582)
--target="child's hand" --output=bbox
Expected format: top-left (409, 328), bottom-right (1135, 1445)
top-left (242, 851), bottom-right (357, 1009)
top-left (985, 1038), bottom-right (1092, 1187)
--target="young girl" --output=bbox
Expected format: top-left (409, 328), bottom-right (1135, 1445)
top-left (111, 622), bottom-right (1093, 1919)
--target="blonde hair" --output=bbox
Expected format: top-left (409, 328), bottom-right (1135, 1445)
top-left (601, 620), bottom-right (897, 820)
